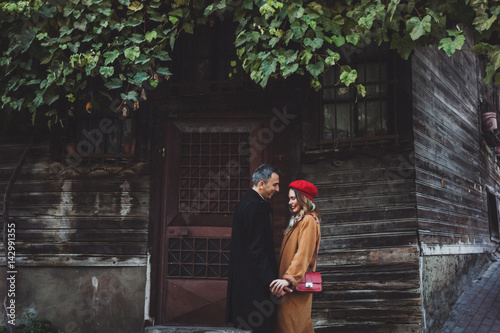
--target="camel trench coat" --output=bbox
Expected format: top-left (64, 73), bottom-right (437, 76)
top-left (275, 213), bottom-right (320, 333)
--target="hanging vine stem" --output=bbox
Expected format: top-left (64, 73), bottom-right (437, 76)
top-left (408, 0), bottom-right (423, 21)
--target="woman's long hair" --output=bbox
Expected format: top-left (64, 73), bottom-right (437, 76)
top-left (285, 188), bottom-right (321, 234)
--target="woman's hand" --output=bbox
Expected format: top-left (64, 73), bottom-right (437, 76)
top-left (270, 279), bottom-right (290, 295)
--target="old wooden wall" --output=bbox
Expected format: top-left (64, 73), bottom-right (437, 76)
top-left (0, 136), bottom-right (150, 331)
top-left (299, 146), bottom-right (422, 332)
top-left (0, 138), bottom-right (150, 266)
top-left (411, 33), bottom-right (499, 331)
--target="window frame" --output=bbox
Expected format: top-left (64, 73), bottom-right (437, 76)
top-left (320, 44), bottom-right (399, 149)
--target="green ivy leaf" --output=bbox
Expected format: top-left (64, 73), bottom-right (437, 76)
top-left (306, 61), bottom-right (324, 78)
top-left (74, 19), bottom-right (87, 31)
top-left (104, 78), bottom-right (123, 89)
top-left (339, 67), bottom-right (357, 86)
top-left (99, 66), bottom-right (115, 78)
top-left (357, 84), bottom-right (366, 97)
top-left (407, 15), bottom-right (432, 40)
top-left (438, 33), bottom-right (466, 56)
top-left (484, 45), bottom-right (500, 83)
top-left (474, 14), bottom-right (498, 32)
top-left (156, 67), bottom-right (172, 76)
top-left (261, 58), bottom-right (277, 76)
top-left (290, 21), bottom-right (307, 39)
top-left (155, 50), bottom-right (172, 62)
top-left (128, 1), bottom-right (144, 11)
top-left (346, 33), bottom-right (360, 45)
top-left (282, 63), bottom-right (298, 78)
top-left (124, 46), bottom-right (140, 61)
top-left (331, 35), bottom-right (345, 47)
top-left (133, 72), bottom-right (149, 83)
top-left (104, 50), bottom-right (120, 65)
top-left (146, 30), bottom-right (157, 42)
top-left (121, 90), bottom-right (139, 101)
top-left (325, 52), bottom-right (340, 66)
top-left (390, 33), bottom-right (415, 59)
top-left (304, 37), bottom-right (324, 50)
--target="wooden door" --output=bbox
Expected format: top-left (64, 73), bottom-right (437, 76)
top-left (157, 119), bottom-right (267, 325)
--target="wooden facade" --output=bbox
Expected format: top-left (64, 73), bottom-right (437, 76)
top-left (412, 35), bottom-right (500, 331)
top-left (0, 25), bottom-right (499, 333)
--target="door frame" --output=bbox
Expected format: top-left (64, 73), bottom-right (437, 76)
top-left (149, 112), bottom-right (293, 324)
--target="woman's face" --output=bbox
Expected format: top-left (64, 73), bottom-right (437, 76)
top-left (288, 189), bottom-right (302, 214)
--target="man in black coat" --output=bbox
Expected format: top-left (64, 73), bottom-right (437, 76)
top-left (226, 164), bottom-right (282, 332)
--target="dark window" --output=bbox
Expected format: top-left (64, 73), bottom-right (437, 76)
top-left (167, 22), bottom-right (256, 96)
top-left (62, 112), bottom-right (139, 165)
top-left (487, 191), bottom-right (500, 241)
top-left (321, 44), bottom-right (398, 147)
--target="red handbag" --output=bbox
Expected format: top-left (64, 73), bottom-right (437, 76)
top-left (295, 271), bottom-right (322, 293)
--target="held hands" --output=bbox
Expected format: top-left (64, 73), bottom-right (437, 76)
top-left (270, 279), bottom-right (293, 297)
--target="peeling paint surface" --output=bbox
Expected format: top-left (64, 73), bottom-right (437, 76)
top-left (120, 180), bottom-right (132, 217)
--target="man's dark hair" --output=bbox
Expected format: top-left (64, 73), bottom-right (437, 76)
top-left (252, 164), bottom-right (280, 186)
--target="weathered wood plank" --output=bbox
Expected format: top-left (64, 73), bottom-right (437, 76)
top-left (12, 242), bottom-right (147, 255)
top-left (0, 254), bottom-right (147, 266)
top-left (321, 219), bottom-right (417, 236)
top-left (8, 217), bottom-right (149, 230)
top-left (317, 193), bottom-right (416, 211)
top-left (16, 230), bottom-right (148, 242)
top-left (318, 247), bottom-right (419, 265)
top-left (314, 323), bottom-right (422, 333)
top-left (0, 178), bottom-right (150, 193)
top-left (320, 233), bottom-right (418, 250)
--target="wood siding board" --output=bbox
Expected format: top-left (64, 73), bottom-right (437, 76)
top-left (322, 219), bottom-right (418, 235)
top-left (414, 135), bottom-right (480, 176)
top-left (320, 233), bottom-right (417, 249)
top-left (416, 194), bottom-right (482, 221)
top-left (317, 193), bottom-right (417, 211)
top-left (418, 218), bottom-right (488, 236)
top-left (324, 281), bottom-right (420, 291)
top-left (314, 324), bottom-right (422, 333)
top-left (415, 183), bottom-right (483, 212)
top-left (10, 217), bottom-right (149, 230)
top-left (14, 243), bottom-right (147, 255)
top-left (0, 255), bottom-right (147, 266)
top-left (320, 181), bottom-right (415, 198)
top-left (412, 103), bottom-right (479, 152)
top-left (415, 167), bottom-right (484, 197)
top-left (16, 230), bottom-right (148, 242)
top-left (321, 206), bottom-right (417, 224)
top-left (319, 248), bottom-right (419, 265)
top-left (0, 178), bottom-right (150, 193)
top-left (7, 204), bottom-right (150, 217)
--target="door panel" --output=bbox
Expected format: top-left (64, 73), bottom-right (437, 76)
top-left (159, 120), bottom-right (263, 326)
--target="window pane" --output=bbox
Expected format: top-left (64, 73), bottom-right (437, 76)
top-left (336, 104), bottom-right (351, 138)
top-left (321, 44), bottom-right (395, 143)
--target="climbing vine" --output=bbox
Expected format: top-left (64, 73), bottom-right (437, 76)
top-left (0, 0), bottom-right (499, 128)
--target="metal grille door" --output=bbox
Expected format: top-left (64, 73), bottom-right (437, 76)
top-left (179, 132), bottom-right (250, 213)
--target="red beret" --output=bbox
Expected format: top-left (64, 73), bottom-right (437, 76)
top-left (289, 180), bottom-right (318, 200)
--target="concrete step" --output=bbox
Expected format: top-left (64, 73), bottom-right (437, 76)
top-left (144, 326), bottom-right (250, 333)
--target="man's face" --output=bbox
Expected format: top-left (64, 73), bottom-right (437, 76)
top-left (260, 172), bottom-right (280, 200)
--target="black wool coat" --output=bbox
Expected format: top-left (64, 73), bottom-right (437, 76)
top-left (225, 189), bottom-right (278, 332)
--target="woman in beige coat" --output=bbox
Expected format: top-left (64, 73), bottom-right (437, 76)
top-left (270, 180), bottom-right (321, 333)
